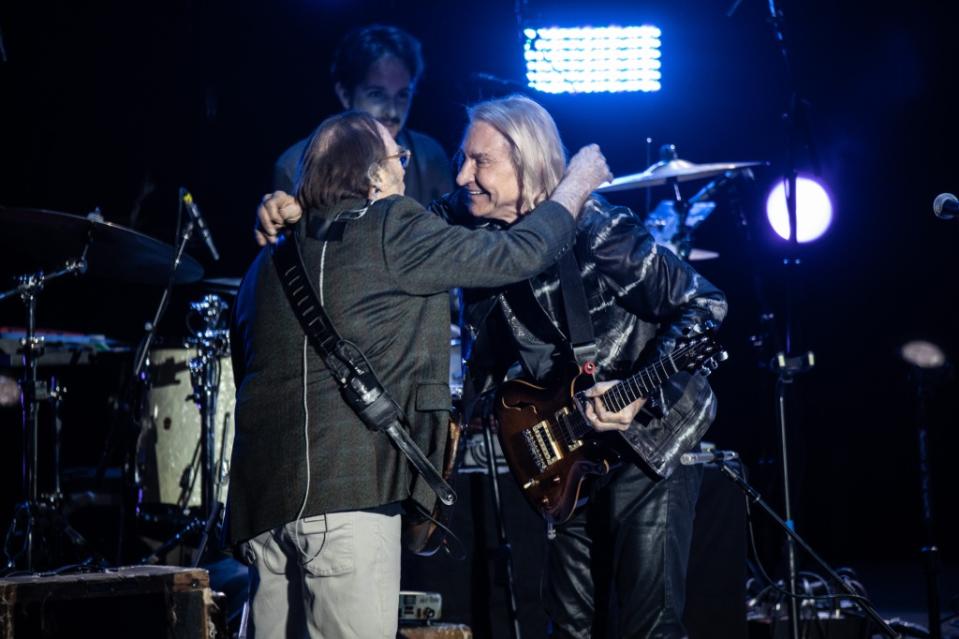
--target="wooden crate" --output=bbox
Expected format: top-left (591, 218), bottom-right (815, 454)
top-left (0, 565), bottom-right (226, 639)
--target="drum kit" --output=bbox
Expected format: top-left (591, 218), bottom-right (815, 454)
top-left (0, 149), bottom-right (763, 572)
top-left (0, 205), bottom-right (233, 571)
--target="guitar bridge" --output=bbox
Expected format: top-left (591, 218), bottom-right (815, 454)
top-left (523, 419), bottom-right (563, 473)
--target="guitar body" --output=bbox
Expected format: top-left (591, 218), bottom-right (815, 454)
top-left (494, 328), bottom-right (725, 524)
top-left (495, 366), bottom-right (620, 524)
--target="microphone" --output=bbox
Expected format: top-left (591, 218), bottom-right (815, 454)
top-left (680, 449), bottom-right (739, 465)
top-left (933, 193), bottom-right (959, 220)
top-left (180, 187), bottom-right (220, 261)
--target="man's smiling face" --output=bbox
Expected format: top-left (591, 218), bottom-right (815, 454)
top-left (455, 121), bottom-right (522, 224)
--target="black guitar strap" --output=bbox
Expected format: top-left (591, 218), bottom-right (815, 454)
top-left (271, 226), bottom-right (455, 507)
top-left (557, 250), bottom-right (598, 371)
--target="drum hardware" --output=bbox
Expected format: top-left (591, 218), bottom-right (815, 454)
top-left (125, 193), bottom-right (211, 564)
top-left (595, 157), bottom-right (764, 193)
top-left (0, 252), bottom-right (107, 572)
top-left (0, 330), bottom-right (130, 368)
top-left (0, 207), bottom-right (203, 286)
top-left (595, 146), bottom-right (763, 262)
top-left (138, 294), bottom-right (232, 567)
top-left (0, 206), bottom-right (206, 572)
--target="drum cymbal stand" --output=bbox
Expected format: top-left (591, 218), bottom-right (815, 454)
top-left (0, 253), bottom-right (103, 573)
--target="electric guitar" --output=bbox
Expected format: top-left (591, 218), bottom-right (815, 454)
top-left (494, 327), bottom-right (725, 524)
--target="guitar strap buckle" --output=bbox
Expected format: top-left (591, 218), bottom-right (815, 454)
top-left (572, 342), bottom-right (598, 373)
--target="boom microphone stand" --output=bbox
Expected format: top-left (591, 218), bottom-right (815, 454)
top-left (707, 454), bottom-right (901, 639)
top-left (737, 2), bottom-right (821, 636)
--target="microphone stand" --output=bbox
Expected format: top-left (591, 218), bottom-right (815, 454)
top-left (714, 458), bottom-right (901, 639)
top-left (758, 2), bottom-right (821, 636)
top-left (132, 207), bottom-right (195, 381)
top-left (908, 366), bottom-right (944, 639)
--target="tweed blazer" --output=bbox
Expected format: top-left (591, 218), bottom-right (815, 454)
top-left (227, 194), bottom-right (574, 543)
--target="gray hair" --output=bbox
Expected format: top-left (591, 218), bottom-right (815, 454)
top-left (466, 94), bottom-right (566, 214)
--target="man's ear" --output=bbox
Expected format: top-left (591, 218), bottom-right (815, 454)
top-left (334, 83), bottom-right (351, 110)
top-left (367, 164), bottom-right (384, 200)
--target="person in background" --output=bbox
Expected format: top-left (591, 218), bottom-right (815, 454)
top-left (273, 24), bottom-right (452, 206)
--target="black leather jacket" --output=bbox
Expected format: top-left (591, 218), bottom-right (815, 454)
top-left (432, 191), bottom-right (728, 477)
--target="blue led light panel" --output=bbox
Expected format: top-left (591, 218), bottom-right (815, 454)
top-left (523, 25), bottom-right (662, 94)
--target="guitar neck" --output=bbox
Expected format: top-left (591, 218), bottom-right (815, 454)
top-left (600, 353), bottom-right (679, 413)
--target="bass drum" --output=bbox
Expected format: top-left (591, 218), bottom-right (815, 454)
top-left (135, 346), bottom-right (235, 520)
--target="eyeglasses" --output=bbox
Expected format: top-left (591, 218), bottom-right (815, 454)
top-left (384, 147), bottom-right (412, 169)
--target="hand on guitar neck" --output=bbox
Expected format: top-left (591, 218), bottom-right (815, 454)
top-left (494, 325), bottom-right (725, 523)
top-left (582, 381), bottom-right (646, 432)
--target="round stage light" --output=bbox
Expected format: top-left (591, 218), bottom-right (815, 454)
top-left (900, 340), bottom-right (946, 369)
top-left (765, 176), bottom-right (833, 243)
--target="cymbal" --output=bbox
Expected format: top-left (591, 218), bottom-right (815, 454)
top-left (596, 160), bottom-right (764, 193)
top-left (0, 207), bottom-right (204, 285)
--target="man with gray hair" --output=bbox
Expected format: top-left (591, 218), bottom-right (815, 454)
top-left (258, 94), bottom-right (727, 638)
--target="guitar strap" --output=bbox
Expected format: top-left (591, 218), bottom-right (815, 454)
top-left (271, 224), bottom-right (455, 507)
top-left (557, 250), bottom-right (598, 372)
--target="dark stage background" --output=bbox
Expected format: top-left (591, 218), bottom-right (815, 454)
top-left (1, 0), bottom-right (957, 591)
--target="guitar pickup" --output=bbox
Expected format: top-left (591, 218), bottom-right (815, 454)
top-left (522, 419), bottom-right (563, 473)
top-left (555, 407), bottom-right (583, 451)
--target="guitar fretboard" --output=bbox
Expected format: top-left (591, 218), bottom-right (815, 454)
top-left (556, 339), bottom-right (711, 444)
top-left (599, 340), bottom-right (707, 413)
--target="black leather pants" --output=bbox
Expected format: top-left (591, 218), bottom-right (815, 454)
top-left (544, 461), bottom-right (703, 639)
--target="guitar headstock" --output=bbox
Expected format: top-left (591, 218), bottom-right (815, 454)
top-left (674, 323), bottom-right (727, 377)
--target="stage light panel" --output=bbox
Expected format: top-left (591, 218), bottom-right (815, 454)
top-left (523, 25), bottom-right (662, 94)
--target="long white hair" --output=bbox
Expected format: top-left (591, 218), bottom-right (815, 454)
top-left (467, 94), bottom-right (567, 214)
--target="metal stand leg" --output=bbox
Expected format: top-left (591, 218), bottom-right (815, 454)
top-left (0, 259), bottom-right (91, 573)
top-left (481, 418), bottom-right (522, 639)
top-left (913, 374), bottom-right (942, 639)
top-left (775, 374), bottom-right (801, 638)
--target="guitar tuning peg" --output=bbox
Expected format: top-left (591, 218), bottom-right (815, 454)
top-left (699, 366), bottom-right (712, 377)
top-left (706, 358), bottom-right (719, 370)
top-left (704, 319), bottom-right (717, 331)
top-left (717, 351), bottom-right (729, 362)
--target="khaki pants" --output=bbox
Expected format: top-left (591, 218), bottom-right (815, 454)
top-left (243, 506), bottom-right (402, 639)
